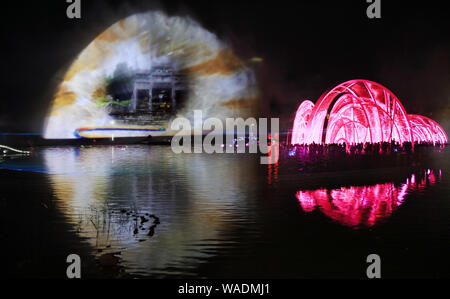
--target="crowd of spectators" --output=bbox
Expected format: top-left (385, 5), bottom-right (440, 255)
top-left (279, 141), bottom-right (447, 172)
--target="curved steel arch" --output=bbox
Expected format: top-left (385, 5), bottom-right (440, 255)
top-left (291, 79), bottom-right (448, 145)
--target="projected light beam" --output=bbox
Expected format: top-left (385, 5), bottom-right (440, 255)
top-left (291, 80), bottom-right (448, 145)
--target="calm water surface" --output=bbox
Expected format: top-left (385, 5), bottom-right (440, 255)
top-left (1, 145), bottom-right (449, 278)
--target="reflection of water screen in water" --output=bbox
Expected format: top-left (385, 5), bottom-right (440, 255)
top-left (39, 146), bottom-right (259, 276)
top-left (44, 11), bottom-right (257, 139)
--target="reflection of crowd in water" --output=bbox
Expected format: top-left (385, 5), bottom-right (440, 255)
top-left (280, 141), bottom-right (448, 171)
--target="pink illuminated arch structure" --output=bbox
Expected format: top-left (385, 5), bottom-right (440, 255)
top-left (291, 79), bottom-right (448, 145)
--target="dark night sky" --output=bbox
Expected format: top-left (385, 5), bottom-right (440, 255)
top-left (1, 0), bottom-right (449, 132)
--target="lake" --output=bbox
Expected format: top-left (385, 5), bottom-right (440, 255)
top-left (1, 145), bottom-right (449, 278)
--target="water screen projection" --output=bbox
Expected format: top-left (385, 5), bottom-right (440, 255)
top-left (44, 11), bottom-right (257, 139)
top-left (291, 79), bottom-right (448, 145)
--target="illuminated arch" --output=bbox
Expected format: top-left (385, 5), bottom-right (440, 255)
top-left (291, 100), bottom-right (314, 145)
top-left (408, 114), bottom-right (448, 144)
top-left (291, 79), bottom-right (448, 145)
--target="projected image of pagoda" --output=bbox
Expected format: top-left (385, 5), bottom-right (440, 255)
top-left (105, 62), bottom-right (188, 124)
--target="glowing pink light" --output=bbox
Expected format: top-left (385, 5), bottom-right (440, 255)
top-left (296, 170), bottom-right (439, 228)
top-left (291, 79), bottom-right (448, 145)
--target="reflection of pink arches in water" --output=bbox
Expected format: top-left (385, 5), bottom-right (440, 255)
top-left (296, 169), bottom-right (440, 228)
top-left (291, 79), bottom-right (448, 145)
